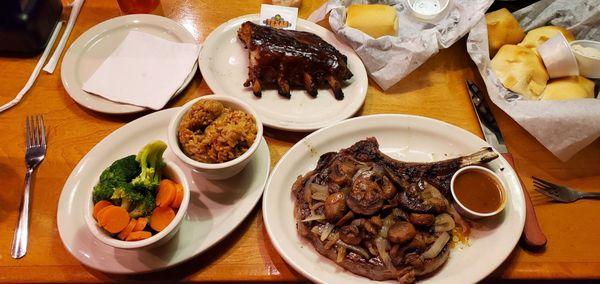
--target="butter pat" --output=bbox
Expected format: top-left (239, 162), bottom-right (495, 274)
top-left (346, 5), bottom-right (398, 38)
top-left (572, 44), bottom-right (600, 60)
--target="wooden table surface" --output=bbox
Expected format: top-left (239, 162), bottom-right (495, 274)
top-left (1, 0), bottom-right (599, 282)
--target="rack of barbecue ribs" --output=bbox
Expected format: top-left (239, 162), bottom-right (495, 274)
top-left (237, 21), bottom-right (353, 100)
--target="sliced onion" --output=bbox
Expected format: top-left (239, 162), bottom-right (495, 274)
top-left (352, 166), bottom-right (372, 180)
top-left (321, 223), bottom-right (335, 241)
top-left (375, 237), bottom-right (394, 270)
top-left (324, 232), bottom-right (339, 250)
top-left (335, 210), bottom-right (354, 227)
top-left (302, 214), bottom-right (326, 222)
top-left (448, 204), bottom-right (470, 235)
top-left (422, 231), bottom-right (450, 259)
top-left (310, 202), bottom-right (324, 210)
top-left (336, 245), bottom-right (347, 263)
top-left (310, 183), bottom-right (329, 201)
top-left (434, 213), bottom-right (455, 232)
top-left (310, 226), bottom-right (322, 237)
top-left (309, 201), bottom-right (323, 218)
top-left (379, 215), bottom-right (394, 238)
top-left (303, 175), bottom-right (317, 202)
top-left (337, 240), bottom-right (370, 260)
top-left (366, 241), bottom-right (378, 256)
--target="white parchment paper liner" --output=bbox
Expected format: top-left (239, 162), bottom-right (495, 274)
top-left (467, 0), bottom-right (600, 161)
top-left (309, 0), bottom-right (493, 90)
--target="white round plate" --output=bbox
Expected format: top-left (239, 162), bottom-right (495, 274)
top-left (263, 114), bottom-right (526, 284)
top-left (199, 14), bottom-right (368, 132)
top-left (57, 108), bottom-right (270, 274)
top-left (61, 14), bottom-right (198, 114)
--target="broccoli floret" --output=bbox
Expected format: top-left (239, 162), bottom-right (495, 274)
top-left (129, 192), bottom-right (156, 218)
top-left (131, 141), bottom-right (167, 190)
top-left (99, 155), bottom-right (141, 183)
top-left (110, 183), bottom-right (144, 211)
top-left (92, 155), bottom-right (141, 203)
top-left (92, 180), bottom-right (118, 203)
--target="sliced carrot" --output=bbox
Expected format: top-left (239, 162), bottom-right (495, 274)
top-left (156, 179), bottom-right (176, 207)
top-left (126, 231), bottom-right (152, 241)
top-left (117, 219), bottom-right (138, 240)
top-left (93, 200), bottom-right (113, 220)
top-left (150, 206), bottom-right (175, 232)
top-left (100, 206), bottom-right (130, 234)
top-left (96, 205), bottom-right (116, 225)
top-left (133, 217), bottom-right (148, 231)
top-left (171, 183), bottom-right (184, 209)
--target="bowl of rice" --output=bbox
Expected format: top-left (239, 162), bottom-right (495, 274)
top-left (168, 94), bottom-right (263, 180)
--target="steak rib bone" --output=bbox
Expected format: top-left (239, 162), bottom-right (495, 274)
top-left (342, 137), bottom-right (499, 196)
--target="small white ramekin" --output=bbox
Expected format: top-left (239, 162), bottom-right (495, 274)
top-left (85, 161), bottom-right (190, 249)
top-left (450, 166), bottom-right (507, 220)
top-left (537, 33), bottom-right (579, 78)
top-left (570, 40), bottom-right (600, 79)
top-left (408, 0), bottom-right (450, 22)
top-left (168, 95), bottom-right (263, 180)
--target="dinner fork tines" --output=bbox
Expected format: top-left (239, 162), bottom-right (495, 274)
top-left (11, 115), bottom-right (46, 259)
top-left (532, 176), bottom-right (600, 203)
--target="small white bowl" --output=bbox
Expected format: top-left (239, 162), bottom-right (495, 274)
top-left (450, 166), bottom-right (507, 220)
top-left (168, 95), bottom-right (264, 180)
top-left (537, 33), bottom-right (579, 78)
top-left (408, 0), bottom-right (450, 21)
top-left (85, 161), bottom-right (190, 249)
top-left (570, 40), bottom-right (600, 79)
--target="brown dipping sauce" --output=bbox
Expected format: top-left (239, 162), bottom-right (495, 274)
top-left (454, 170), bottom-right (503, 214)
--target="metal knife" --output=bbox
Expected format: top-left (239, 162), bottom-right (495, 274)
top-left (466, 80), bottom-right (547, 248)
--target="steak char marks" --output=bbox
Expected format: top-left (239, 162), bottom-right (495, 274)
top-left (292, 138), bottom-right (498, 283)
top-left (237, 21), bottom-right (353, 99)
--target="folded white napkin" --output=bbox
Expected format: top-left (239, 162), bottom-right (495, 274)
top-left (82, 31), bottom-right (199, 110)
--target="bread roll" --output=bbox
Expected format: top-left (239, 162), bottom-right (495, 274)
top-left (346, 5), bottom-right (398, 38)
top-left (491, 45), bottom-right (549, 100)
top-left (518, 26), bottom-right (575, 51)
top-left (485, 8), bottom-right (525, 57)
top-left (541, 76), bottom-right (595, 101)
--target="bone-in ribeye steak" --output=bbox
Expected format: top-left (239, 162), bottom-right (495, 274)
top-left (292, 138), bottom-right (498, 283)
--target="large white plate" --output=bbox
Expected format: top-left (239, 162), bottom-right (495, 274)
top-left (199, 14), bottom-right (368, 132)
top-left (61, 14), bottom-right (198, 114)
top-left (57, 108), bottom-right (270, 274)
top-left (263, 114), bottom-right (526, 284)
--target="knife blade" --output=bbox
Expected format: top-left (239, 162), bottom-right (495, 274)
top-left (466, 80), bottom-right (547, 248)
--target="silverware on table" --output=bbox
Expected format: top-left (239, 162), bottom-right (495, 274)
top-left (466, 80), bottom-right (547, 248)
top-left (533, 176), bottom-right (600, 203)
top-left (11, 115), bottom-right (47, 259)
top-left (43, 0), bottom-right (85, 74)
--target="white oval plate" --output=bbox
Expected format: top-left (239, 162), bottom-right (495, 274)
top-left (199, 14), bottom-right (368, 132)
top-left (263, 114), bottom-right (525, 284)
top-left (61, 14), bottom-right (198, 114)
top-left (57, 108), bottom-right (270, 274)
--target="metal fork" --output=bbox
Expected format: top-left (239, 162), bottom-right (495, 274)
top-left (11, 115), bottom-right (46, 259)
top-left (532, 176), bottom-right (600, 203)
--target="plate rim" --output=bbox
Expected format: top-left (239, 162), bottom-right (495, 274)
top-left (198, 13), bottom-right (368, 132)
top-left (61, 14), bottom-right (198, 114)
top-left (262, 113), bottom-right (526, 284)
top-left (56, 107), bottom-right (270, 274)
